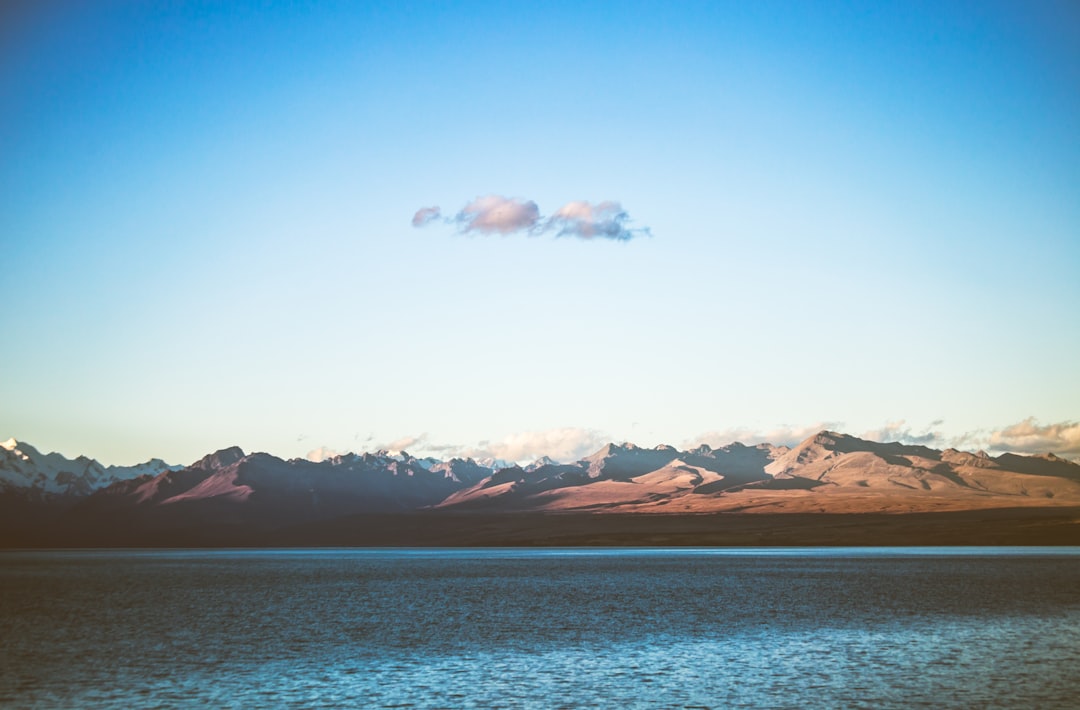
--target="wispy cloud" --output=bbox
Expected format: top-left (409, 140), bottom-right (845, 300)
top-left (461, 427), bottom-right (609, 463)
top-left (686, 422), bottom-right (842, 449)
top-left (546, 200), bottom-right (649, 240)
top-left (412, 195), bottom-right (650, 240)
top-left (987, 418), bottom-right (1080, 460)
top-left (374, 433), bottom-right (430, 454)
top-left (365, 427), bottom-right (608, 464)
top-left (862, 419), bottom-right (945, 447)
top-left (411, 206), bottom-right (441, 227)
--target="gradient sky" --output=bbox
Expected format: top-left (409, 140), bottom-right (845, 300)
top-left (2, 1), bottom-right (1078, 465)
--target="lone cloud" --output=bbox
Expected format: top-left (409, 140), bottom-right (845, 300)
top-left (413, 195), bottom-right (650, 240)
top-left (411, 206), bottom-right (441, 227)
top-left (456, 195), bottom-right (540, 235)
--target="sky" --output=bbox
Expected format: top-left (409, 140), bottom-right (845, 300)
top-left (2, 1), bottom-right (1078, 465)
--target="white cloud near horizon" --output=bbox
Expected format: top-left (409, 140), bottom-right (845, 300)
top-left (360, 427), bottom-right (608, 464)
top-left (375, 433), bottom-right (430, 453)
top-left (686, 422), bottom-right (842, 449)
top-left (987, 418), bottom-right (1080, 459)
top-left (306, 446), bottom-right (344, 463)
top-left (862, 419), bottom-right (945, 447)
top-left (412, 195), bottom-right (649, 240)
top-left (461, 427), bottom-right (609, 463)
top-left (308, 433), bottom-right (431, 461)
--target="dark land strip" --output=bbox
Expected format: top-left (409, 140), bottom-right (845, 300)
top-left (3, 506), bottom-right (1079, 548)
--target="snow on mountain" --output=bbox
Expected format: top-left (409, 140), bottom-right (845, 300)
top-left (471, 456), bottom-right (515, 471)
top-left (525, 456), bottom-right (559, 472)
top-left (70, 447), bottom-right (500, 530)
top-left (1, 438), bottom-right (181, 496)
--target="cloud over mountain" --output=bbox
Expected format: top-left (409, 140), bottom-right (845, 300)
top-left (306, 446), bottom-right (344, 463)
top-left (988, 418), bottom-right (1080, 460)
top-left (459, 427), bottom-right (609, 463)
top-left (862, 420), bottom-right (945, 447)
top-left (344, 428), bottom-right (608, 465)
top-left (688, 422), bottom-right (841, 449)
top-left (412, 195), bottom-right (650, 240)
top-left (378, 433), bottom-right (429, 453)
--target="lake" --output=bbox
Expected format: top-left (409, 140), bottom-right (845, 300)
top-left (2, 548), bottom-right (1079, 708)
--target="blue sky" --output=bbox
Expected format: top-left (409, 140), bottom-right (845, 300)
top-left (2, 1), bottom-right (1078, 464)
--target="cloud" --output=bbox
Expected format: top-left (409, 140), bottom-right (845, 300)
top-left (687, 422), bottom-right (842, 449)
top-left (460, 427), bottom-right (609, 464)
top-left (943, 429), bottom-right (987, 451)
top-left (306, 446), bottom-right (345, 463)
top-left (455, 195), bottom-right (540, 234)
top-left (359, 429), bottom-right (606, 463)
top-left (862, 420), bottom-right (945, 447)
top-left (411, 195), bottom-right (650, 240)
top-left (411, 206), bottom-right (442, 227)
top-left (374, 433), bottom-right (429, 454)
top-left (546, 200), bottom-right (650, 241)
top-left (987, 418), bottom-right (1080, 459)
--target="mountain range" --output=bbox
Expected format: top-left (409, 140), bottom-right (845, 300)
top-left (1, 438), bottom-right (183, 496)
top-left (3, 432), bottom-right (1079, 546)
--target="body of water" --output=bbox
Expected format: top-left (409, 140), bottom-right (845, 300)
top-left (2, 548), bottom-right (1079, 708)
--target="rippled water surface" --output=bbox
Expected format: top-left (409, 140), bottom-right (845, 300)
top-left (2, 548), bottom-right (1079, 708)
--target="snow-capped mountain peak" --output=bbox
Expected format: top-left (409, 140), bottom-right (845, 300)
top-left (470, 456), bottom-right (514, 471)
top-left (0, 438), bottom-right (181, 496)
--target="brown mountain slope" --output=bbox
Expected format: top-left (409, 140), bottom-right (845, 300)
top-left (437, 431), bottom-right (1080, 514)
